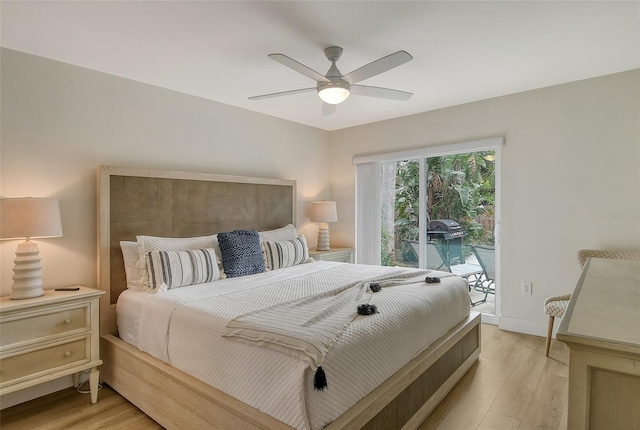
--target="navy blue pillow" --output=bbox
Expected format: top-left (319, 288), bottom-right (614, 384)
top-left (217, 230), bottom-right (264, 278)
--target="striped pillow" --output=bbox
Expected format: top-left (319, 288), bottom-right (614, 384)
top-left (262, 235), bottom-right (310, 271)
top-left (136, 234), bottom-right (222, 287)
top-left (145, 248), bottom-right (220, 292)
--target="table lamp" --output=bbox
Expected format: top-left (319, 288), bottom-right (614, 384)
top-left (0, 198), bottom-right (63, 299)
top-left (310, 201), bottom-right (337, 251)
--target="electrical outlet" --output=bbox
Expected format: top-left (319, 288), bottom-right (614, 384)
top-left (521, 281), bottom-right (532, 295)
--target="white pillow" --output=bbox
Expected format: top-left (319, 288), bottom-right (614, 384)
top-left (136, 234), bottom-right (220, 287)
top-left (258, 224), bottom-right (298, 243)
top-left (145, 248), bottom-right (221, 292)
top-left (137, 234), bottom-right (219, 254)
top-left (120, 241), bottom-right (147, 289)
top-left (262, 235), bottom-right (310, 270)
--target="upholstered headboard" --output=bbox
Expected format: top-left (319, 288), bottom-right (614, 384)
top-left (97, 165), bottom-right (296, 335)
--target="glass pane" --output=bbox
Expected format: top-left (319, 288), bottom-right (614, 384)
top-left (381, 160), bottom-right (419, 268)
top-left (426, 152), bottom-right (495, 245)
top-left (379, 151), bottom-right (497, 314)
top-left (425, 151), bottom-right (496, 313)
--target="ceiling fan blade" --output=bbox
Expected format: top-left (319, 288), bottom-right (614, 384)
top-left (268, 53), bottom-right (330, 83)
top-left (350, 85), bottom-right (413, 101)
top-left (322, 102), bottom-right (336, 116)
top-left (248, 87), bottom-right (316, 100)
top-left (343, 51), bottom-right (413, 84)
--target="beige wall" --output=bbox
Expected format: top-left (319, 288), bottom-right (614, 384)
top-left (329, 69), bottom-right (640, 335)
top-left (0, 48), bottom-right (332, 297)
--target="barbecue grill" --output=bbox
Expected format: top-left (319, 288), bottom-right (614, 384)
top-left (427, 219), bottom-right (468, 266)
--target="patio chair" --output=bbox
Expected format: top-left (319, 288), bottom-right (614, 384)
top-left (470, 245), bottom-right (495, 306)
top-left (401, 240), bottom-right (451, 273)
top-left (398, 240), bottom-right (420, 268)
top-left (425, 241), bottom-right (451, 272)
top-left (400, 240), bottom-right (454, 271)
top-left (404, 241), bottom-right (483, 300)
top-left (401, 240), bottom-right (452, 271)
top-left (544, 249), bottom-right (640, 357)
top-left (425, 242), bottom-right (483, 300)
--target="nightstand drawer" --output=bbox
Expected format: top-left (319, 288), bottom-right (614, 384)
top-left (0, 304), bottom-right (89, 349)
top-left (0, 337), bottom-right (89, 386)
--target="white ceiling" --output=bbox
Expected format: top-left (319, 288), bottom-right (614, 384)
top-left (1, 1), bottom-right (639, 131)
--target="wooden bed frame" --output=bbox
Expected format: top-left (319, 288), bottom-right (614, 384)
top-left (97, 165), bottom-right (481, 430)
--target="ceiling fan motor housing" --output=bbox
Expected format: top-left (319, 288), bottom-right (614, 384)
top-left (317, 46), bottom-right (351, 104)
top-left (317, 79), bottom-right (350, 92)
top-left (324, 46), bottom-right (344, 62)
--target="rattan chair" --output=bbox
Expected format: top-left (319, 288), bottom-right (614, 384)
top-left (544, 249), bottom-right (640, 357)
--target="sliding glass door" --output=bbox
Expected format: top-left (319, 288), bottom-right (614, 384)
top-left (355, 138), bottom-right (501, 318)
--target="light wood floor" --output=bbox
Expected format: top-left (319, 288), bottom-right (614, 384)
top-left (419, 324), bottom-right (569, 430)
top-left (0, 324), bottom-right (569, 430)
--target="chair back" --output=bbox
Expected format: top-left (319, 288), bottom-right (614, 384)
top-left (577, 249), bottom-right (640, 269)
top-left (472, 245), bottom-right (496, 280)
top-left (399, 240), bottom-right (419, 267)
top-left (426, 242), bottom-right (451, 272)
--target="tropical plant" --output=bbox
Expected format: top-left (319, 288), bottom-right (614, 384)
top-left (393, 160), bottom-right (420, 243)
top-left (426, 152), bottom-right (495, 243)
top-left (392, 151), bottom-right (495, 252)
top-left (383, 151), bottom-right (495, 267)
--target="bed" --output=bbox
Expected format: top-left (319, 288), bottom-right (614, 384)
top-left (97, 165), bottom-right (480, 430)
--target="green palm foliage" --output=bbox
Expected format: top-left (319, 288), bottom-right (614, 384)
top-left (426, 151), bottom-right (495, 243)
top-left (382, 151), bottom-right (495, 266)
top-left (392, 151), bottom-right (495, 249)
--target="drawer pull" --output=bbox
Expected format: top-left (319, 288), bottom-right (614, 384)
top-left (64, 319), bottom-right (71, 324)
top-left (65, 351), bottom-right (72, 357)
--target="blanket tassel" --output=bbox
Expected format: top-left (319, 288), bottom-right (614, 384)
top-left (314, 366), bottom-right (327, 391)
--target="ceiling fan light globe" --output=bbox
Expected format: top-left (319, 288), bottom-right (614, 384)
top-left (318, 86), bottom-right (350, 104)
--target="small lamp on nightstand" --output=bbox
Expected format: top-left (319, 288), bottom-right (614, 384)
top-left (0, 198), bottom-right (63, 299)
top-left (310, 201), bottom-right (337, 251)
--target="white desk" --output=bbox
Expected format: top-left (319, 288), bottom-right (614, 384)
top-left (557, 258), bottom-right (640, 429)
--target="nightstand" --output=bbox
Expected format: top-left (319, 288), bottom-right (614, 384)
top-left (0, 286), bottom-right (105, 403)
top-left (309, 247), bottom-right (354, 263)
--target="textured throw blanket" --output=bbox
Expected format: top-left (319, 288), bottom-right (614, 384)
top-left (222, 268), bottom-right (433, 377)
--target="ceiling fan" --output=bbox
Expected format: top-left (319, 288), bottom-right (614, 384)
top-left (249, 46), bottom-right (413, 112)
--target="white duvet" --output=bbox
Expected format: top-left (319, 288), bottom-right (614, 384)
top-left (117, 261), bottom-right (470, 430)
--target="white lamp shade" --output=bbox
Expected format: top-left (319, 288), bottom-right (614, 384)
top-left (310, 201), bottom-right (338, 223)
top-left (1, 198), bottom-right (63, 240)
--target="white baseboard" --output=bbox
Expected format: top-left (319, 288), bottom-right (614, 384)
top-left (498, 315), bottom-right (549, 338)
top-left (471, 313), bottom-right (547, 338)
top-left (480, 313), bottom-right (499, 325)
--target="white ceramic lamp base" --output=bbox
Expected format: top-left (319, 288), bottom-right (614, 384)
top-left (316, 222), bottom-right (331, 251)
top-left (10, 241), bottom-right (45, 300)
